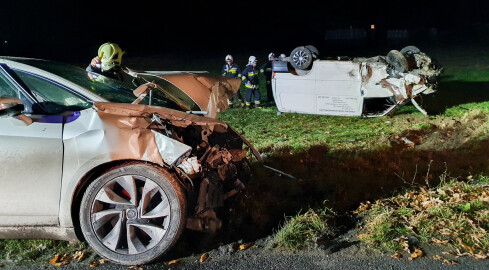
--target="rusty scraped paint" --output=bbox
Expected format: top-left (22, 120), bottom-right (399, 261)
top-left (157, 74), bottom-right (241, 118)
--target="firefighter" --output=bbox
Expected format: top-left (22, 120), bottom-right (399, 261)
top-left (87, 42), bottom-right (126, 81)
top-left (222, 55), bottom-right (244, 107)
top-left (241, 56), bottom-right (261, 109)
top-left (260, 52), bottom-right (275, 104)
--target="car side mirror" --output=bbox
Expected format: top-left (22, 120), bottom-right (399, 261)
top-left (0, 97), bottom-right (24, 117)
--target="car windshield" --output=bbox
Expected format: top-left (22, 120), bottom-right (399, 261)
top-left (3, 58), bottom-right (182, 111)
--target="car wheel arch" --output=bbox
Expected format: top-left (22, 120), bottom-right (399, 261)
top-left (69, 160), bottom-right (184, 241)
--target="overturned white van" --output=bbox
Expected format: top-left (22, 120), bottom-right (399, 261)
top-left (272, 45), bottom-right (441, 117)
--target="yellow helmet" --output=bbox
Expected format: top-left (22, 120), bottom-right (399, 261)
top-left (98, 42), bottom-right (125, 71)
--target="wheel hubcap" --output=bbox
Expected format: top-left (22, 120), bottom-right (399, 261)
top-left (90, 175), bottom-right (171, 255)
top-left (126, 209), bottom-right (137, 220)
top-left (292, 51), bottom-right (309, 68)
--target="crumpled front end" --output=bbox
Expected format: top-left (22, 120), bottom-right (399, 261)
top-left (93, 102), bottom-right (257, 233)
top-left (355, 48), bottom-right (442, 116)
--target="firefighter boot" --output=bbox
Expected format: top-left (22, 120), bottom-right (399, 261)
top-left (254, 100), bottom-right (262, 109)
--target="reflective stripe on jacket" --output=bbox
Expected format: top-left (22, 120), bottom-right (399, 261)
top-left (222, 63), bottom-right (242, 78)
top-left (241, 64), bottom-right (260, 88)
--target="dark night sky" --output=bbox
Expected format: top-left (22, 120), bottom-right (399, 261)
top-left (1, 0), bottom-right (489, 63)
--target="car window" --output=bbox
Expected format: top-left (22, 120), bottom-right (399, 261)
top-left (0, 58), bottom-right (191, 111)
top-left (0, 70), bottom-right (19, 99)
top-left (13, 70), bottom-right (92, 114)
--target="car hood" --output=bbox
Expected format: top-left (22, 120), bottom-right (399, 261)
top-left (131, 71), bottom-right (241, 118)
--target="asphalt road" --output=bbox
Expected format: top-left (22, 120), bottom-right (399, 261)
top-left (3, 239), bottom-right (489, 270)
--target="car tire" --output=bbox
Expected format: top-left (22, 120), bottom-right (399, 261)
top-left (79, 163), bottom-right (186, 265)
top-left (386, 50), bottom-right (408, 73)
top-left (305, 45), bottom-right (319, 57)
top-left (290, 46), bottom-right (313, 70)
top-left (400, 45), bottom-right (421, 56)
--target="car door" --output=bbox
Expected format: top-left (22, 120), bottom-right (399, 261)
top-left (0, 64), bottom-right (63, 226)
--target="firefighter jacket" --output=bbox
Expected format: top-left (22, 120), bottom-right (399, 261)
top-left (86, 64), bottom-right (126, 82)
top-left (222, 63), bottom-right (242, 78)
top-left (241, 64), bottom-right (260, 89)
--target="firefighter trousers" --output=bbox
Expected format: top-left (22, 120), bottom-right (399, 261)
top-left (245, 88), bottom-right (261, 106)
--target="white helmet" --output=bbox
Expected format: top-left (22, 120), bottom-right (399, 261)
top-left (225, 55), bottom-right (233, 62)
top-left (268, 52), bottom-right (275, 60)
top-left (248, 56), bottom-right (257, 65)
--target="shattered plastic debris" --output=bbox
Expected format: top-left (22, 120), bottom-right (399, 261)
top-left (394, 136), bottom-right (415, 148)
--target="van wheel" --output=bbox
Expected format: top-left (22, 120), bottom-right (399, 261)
top-left (290, 46), bottom-right (313, 70)
top-left (386, 50), bottom-right (408, 73)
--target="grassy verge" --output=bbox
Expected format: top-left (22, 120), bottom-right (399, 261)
top-left (218, 102), bottom-right (489, 157)
top-left (270, 206), bottom-right (338, 250)
top-left (218, 105), bottom-right (429, 155)
top-left (0, 240), bottom-right (93, 266)
top-left (356, 175), bottom-right (489, 259)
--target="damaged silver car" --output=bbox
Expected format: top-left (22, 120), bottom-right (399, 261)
top-left (272, 45), bottom-right (441, 116)
top-left (0, 58), bottom-right (261, 265)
